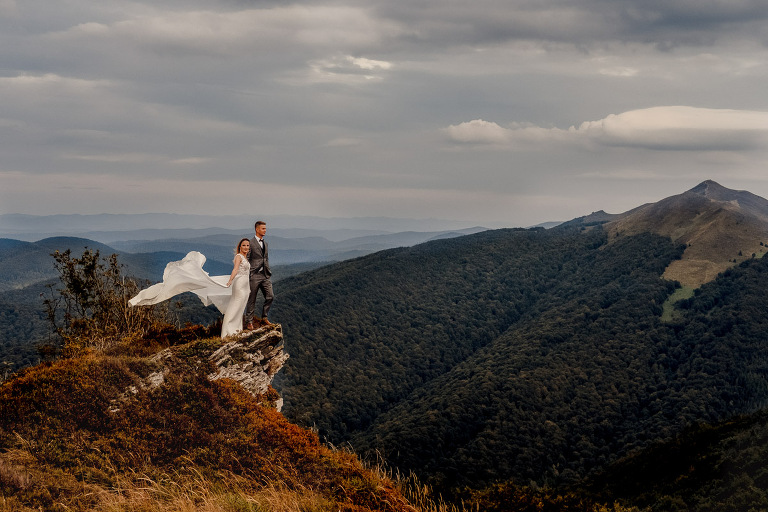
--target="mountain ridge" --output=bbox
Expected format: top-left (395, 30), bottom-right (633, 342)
top-left (0, 212), bottom-right (495, 240)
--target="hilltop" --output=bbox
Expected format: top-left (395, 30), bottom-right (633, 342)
top-left (603, 180), bottom-right (768, 287)
top-left (545, 180), bottom-right (768, 287)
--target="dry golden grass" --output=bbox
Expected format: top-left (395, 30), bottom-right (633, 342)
top-left (0, 459), bottom-right (330, 512)
top-left (0, 448), bottom-right (454, 512)
top-left (662, 259), bottom-right (730, 288)
top-left (88, 470), bottom-right (333, 512)
top-left (0, 442), bottom-right (642, 512)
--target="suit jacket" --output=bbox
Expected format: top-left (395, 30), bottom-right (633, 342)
top-left (248, 236), bottom-right (271, 278)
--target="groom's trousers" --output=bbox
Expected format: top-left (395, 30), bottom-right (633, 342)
top-left (246, 271), bottom-right (273, 320)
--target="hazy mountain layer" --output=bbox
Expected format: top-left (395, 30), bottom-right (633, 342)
top-left (110, 228), bottom-right (486, 266)
top-left (0, 212), bottom-right (490, 241)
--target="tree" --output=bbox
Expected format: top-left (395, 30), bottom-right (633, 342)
top-left (42, 249), bottom-right (166, 357)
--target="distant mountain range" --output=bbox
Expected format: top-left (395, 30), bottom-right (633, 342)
top-left (0, 227), bottom-right (487, 292)
top-left (0, 237), bottom-right (207, 293)
top-left (107, 227), bottom-right (488, 267)
top-left (0, 212), bottom-right (497, 241)
top-left (0, 225), bottom-right (486, 370)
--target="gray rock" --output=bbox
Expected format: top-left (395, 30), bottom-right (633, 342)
top-left (112, 324), bottom-right (288, 412)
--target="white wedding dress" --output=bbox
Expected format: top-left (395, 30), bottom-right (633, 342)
top-left (129, 251), bottom-right (250, 338)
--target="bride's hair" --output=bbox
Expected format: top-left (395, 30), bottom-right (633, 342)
top-left (235, 238), bottom-right (250, 254)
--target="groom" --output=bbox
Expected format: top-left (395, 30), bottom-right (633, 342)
top-left (245, 220), bottom-right (273, 329)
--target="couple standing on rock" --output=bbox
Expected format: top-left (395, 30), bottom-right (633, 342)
top-left (224, 221), bottom-right (273, 334)
top-left (129, 221), bottom-right (274, 338)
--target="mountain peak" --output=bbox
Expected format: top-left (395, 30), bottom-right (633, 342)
top-left (688, 179), bottom-right (727, 197)
top-left (605, 181), bottom-right (768, 287)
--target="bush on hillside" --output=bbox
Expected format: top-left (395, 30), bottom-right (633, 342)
top-left (42, 248), bottom-right (172, 358)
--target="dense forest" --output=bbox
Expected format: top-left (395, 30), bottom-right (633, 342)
top-left (0, 283), bottom-right (51, 370)
top-left (272, 227), bottom-right (640, 435)
top-left (583, 407), bottom-right (768, 510)
top-left (355, 241), bottom-right (768, 490)
top-left (270, 225), bottom-right (768, 495)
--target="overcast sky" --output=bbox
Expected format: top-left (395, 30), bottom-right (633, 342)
top-left (1, 0), bottom-right (767, 227)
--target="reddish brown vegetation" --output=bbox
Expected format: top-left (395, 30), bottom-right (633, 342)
top-left (0, 343), bottom-right (415, 512)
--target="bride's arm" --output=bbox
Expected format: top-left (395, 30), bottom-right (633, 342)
top-left (225, 254), bottom-right (242, 287)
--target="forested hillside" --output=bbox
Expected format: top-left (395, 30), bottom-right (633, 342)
top-left (271, 224), bottom-right (768, 494)
top-left (273, 227), bottom-right (639, 436)
top-left (355, 243), bottom-right (768, 490)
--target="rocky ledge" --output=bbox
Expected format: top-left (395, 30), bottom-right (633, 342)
top-left (208, 324), bottom-right (288, 408)
top-left (117, 324), bottom-right (288, 411)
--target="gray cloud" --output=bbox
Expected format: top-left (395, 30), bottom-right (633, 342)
top-left (1, 0), bottom-right (767, 226)
top-left (374, 0), bottom-right (768, 49)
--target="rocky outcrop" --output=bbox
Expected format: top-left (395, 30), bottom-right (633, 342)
top-left (115, 324), bottom-right (288, 411)
top-left (208, 325), bottom-right (289, 409)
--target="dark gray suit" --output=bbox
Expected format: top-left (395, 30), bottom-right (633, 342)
top-left (246, 236), bottom-right (273, 321)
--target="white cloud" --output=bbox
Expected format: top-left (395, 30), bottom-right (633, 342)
top-left (445, 107), bottom-right (768, 151)
top-left (443, 119), bottom-right (512, 144)
top-left (0, 73), bottom-right (109, 90)
top-left (307, 55), bottom-right (393, 84)
top-left (576, 106), bottom-right (768, 150)
top-left (348, 56), bottom-right (392, 71)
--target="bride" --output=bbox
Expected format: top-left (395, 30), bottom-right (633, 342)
top-left (129, 238), bottom-right (252, 338)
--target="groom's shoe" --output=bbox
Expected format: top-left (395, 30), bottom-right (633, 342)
top-left (246, 322), bottom-right (255, 330)
top-left (262, 318), bottom-right (272, 326)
